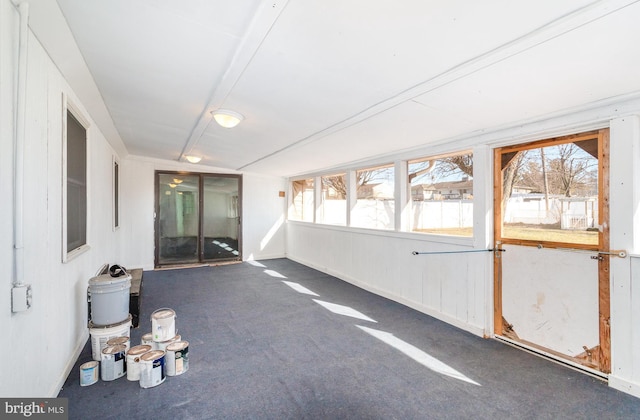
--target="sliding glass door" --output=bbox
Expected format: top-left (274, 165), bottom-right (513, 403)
top-left (202, 175), bottom-right (240, 260)
top-left (156, 172), bottom-right (241, 266)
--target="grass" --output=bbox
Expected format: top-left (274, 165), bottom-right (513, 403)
top-left (413, 225), bottom-right (598, 246)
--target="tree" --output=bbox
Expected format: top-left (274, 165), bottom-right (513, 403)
top-left (547, 143), bottom-right (597, 197)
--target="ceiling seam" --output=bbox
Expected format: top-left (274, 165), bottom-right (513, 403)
top-left (179, 0), bottom-right (291, 162)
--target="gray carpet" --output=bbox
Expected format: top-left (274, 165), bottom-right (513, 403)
top-left (59, 258), bottom-right (640, 419)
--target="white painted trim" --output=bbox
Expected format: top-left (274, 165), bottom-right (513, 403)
top-left (287, 254), bottom-right (486, 338)
top-left (61, 94), bottom-right (91, 263)
top-left (287, 219), bottom-right (475, 248)
top-left (609, 375), bottom-right (640, 398)
top-left (49, 330), bottom-right (89, 397)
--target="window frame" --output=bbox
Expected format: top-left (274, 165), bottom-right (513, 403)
top-left (62, 95), bottom-right (91, 262)
top-left (407, 150), bottom-right (474, 237)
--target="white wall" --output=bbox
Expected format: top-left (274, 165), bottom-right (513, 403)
top-left (287, 105), bottom-right (640, 398)
top-left (1, 2), bottom-right (125, 397)
top-left (119, 157), bottom-right (287, 270)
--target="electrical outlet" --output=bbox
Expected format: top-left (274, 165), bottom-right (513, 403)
top-left (11, 284), bottom-right (31, 312)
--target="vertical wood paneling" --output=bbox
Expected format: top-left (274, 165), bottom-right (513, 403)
top-left (287, 223), bottom-right (486, 335)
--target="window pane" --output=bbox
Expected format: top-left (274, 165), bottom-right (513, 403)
top-left (289, 178), bottom-right (314, 222)
top-left (352, 164), bottom-right (394, 229)
top-left (320, 174), bottom-right (346, 225)
top-left (501, 139), bottom-right (598, 245)
top-left (408, 152), bottom-right (473, 236)
top-left (66, 111), bottom-right (87, 252)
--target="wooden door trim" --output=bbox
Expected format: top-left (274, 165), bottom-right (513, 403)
top-left (493, 128), bottom-right (611, 373)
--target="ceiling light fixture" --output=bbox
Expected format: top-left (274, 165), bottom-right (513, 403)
top-left (212, 109), bottom-right (244, 128)
top-left (185, 155), bottom-right (202, 164)
top-left (172, 178), bottom-right (183, 184)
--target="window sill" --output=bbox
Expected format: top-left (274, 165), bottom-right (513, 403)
top-left (63, 244), bottom-right (91, 263)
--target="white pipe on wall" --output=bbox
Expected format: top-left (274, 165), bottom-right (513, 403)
top-left (13, 0), bottom-right (28, 286)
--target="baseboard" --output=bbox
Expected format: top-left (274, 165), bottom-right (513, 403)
top-left (286, 255), bottom-right (486, 338)
top-left (50, 329), bottom-right (89, 397)
top-left (609, 375), bottom-right (640, 398)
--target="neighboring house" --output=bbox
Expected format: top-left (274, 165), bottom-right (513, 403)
top-left (357, 182), bottom-right (394, 200)
top-left (411, 178), bottom-right (474, 200)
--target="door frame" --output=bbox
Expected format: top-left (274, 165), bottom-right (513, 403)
top-left (493, 128), bottom-right (610, 374)
top-left (154, 170), bottom-right (243, 267)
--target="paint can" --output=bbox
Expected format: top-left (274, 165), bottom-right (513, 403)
top-left (139, 350), bottom-right (166, 388)
top-left (88, 273), bottom-right (131, 326)
top-left (151, 308), bottom-right (176, 342)
top-left (165, 340), bottom-right (189, 377)
top-left (79, 361), bottom-right (99, 386)
top-left (89, 315), bottom-right (132, 361)
top-left (141, 333), bottom-right (154, 346)
top-left (107, 336), bottom-right (130, 355)
top-left (155, 334), bottom-right (181, 351)
top-left (126, 344), bottom-right (152, 381)
top-left (101, 344), bottom-right (127, 381)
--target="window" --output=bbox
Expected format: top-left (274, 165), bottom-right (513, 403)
top-left (64, 107), bottom-right (88, 259)
top-left (408, 151), bottom-right (473, 236)
top-left (113, 159), bottom-right (119, 229)
top-left (352, 164), bottom-right (394, 230)
top-left (289, 178), bottom-right (314, 222)
top-left (320, 173), bottom-right (346, 225)
top-left (497, 132), bottom-right (600, 246)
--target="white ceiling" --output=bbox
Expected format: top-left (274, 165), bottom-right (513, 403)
top-left (26, 0), bottom-right (640, 177)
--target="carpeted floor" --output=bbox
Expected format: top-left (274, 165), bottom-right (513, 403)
top-left (59, 258), bottom-right (640, 419)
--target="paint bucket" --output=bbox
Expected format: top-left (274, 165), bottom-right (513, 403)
top-left (165, 341), bottom-right (189, 377)
top-left (141, 333), bottom-right (154, 346)
top-left (126, 344), bottom-right (152, 381)
top-left (88, 273), bottom-right (131, 326)
top-left (89, 315), bottom-right (132, 361)
top-left (79, 361), bottom-right (99, 386)
top-left (139, 350), bottom-right (166, 388)
top-left (101, 344), bottom-right (127, 381)
top-left (151, 308), bottom-right (176, 342)
top-left (107, 336), bottom-right (130, 355)
top-left (155, 334), bottom-right (181, 352)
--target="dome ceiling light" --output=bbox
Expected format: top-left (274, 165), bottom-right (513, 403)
top-left (212, 109), bottom-right (244, 128)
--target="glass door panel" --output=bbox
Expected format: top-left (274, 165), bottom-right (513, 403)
top-left (202, 175), bottom-right (240, 261)
top-left (157, 174), bottom-right (200, 265)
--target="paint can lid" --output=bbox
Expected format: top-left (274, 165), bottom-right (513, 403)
top-left (141, 350), bottom-right (166, 361)
top-left (166, 341), bottom-right (189, 351)
top-left (127, 345), bottom-right (152, 356)
top-left (80, 361), bottom-right (99, 369)
top-left (107, 336), bottom-right (129, 346)
top-left (151, 308), bottom-right (176, 320)
top-left (89, 273), bottom-right (132, 286)
top-left (102, 344), bottom-right (127, 355)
